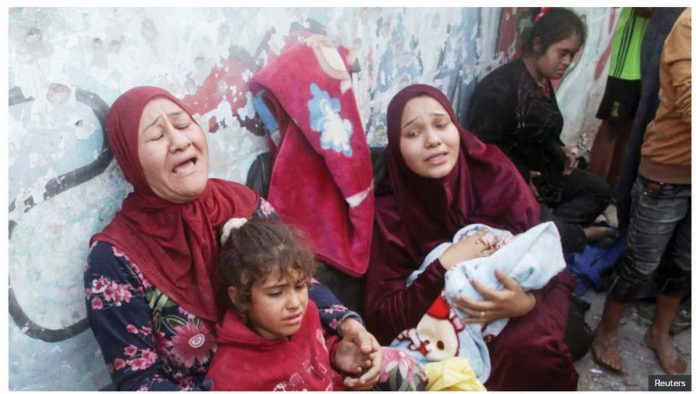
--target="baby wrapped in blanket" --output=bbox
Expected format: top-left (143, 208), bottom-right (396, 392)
top-left (391, 221), bottom-right (566, 382)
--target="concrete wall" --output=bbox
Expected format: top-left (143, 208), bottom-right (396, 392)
top-left (8, 7), bottom-right (617, 390)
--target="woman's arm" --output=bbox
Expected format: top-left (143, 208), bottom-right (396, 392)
top-left (364, 228), bottom-right (447, 344)
top-left (84, 242), bottom-right (187, 390)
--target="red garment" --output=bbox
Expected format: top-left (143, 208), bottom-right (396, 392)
top-left (91, 86), bottom-right (258, 322)
top-left (249, 41), bottom-right (374, 277)
top-left (207, 301), bottom-right (345, 391)
top-left (364, 84), bottom-right (577, 390)
top-left (377, 84), bottom-right (539, 270)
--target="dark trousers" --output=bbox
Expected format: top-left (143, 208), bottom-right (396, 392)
top-left (608, 176), bottom-right (691, 302)
top-left (542, 169), bottom-right (614, 253)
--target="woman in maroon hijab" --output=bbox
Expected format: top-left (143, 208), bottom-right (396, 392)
top-left (364, 84), bottom-right (578, 390)
top-left (85, 86), bottom-right (382, 390)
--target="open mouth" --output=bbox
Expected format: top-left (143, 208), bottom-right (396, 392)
top-left (172, 157), bottom-right (198, 174)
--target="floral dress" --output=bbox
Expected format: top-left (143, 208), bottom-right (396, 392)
top-left (84, 198), bottom-right (358, 390)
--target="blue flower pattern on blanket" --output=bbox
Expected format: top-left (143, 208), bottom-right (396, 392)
top-left (308, 83), bottom-right (353, 157)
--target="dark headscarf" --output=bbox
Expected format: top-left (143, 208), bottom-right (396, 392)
top-left (376, 84), bottom-right (540, 263)
top-left (91, 86), bottom-right (258, 321)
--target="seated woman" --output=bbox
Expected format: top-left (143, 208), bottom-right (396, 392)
top-left (84, 86), bottom-right (383, 390)
top-left (467, 8), bottom-right (616, 253)
top-left (364, 84), bottom-right (578, 390)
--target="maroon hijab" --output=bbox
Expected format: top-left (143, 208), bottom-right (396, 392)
top-left (376, 84), bottom-right (540, 263)
top-left (91, 86), bottom-right (258, 321)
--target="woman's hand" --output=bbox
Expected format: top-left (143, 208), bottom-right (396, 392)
top-left (562, 147), bottom-right (578, 176)
top-left (439, 229), bottom-right (495, 269)
top-left (452, 269), bottom-right (536, 324)
top-left (336, 318), bottom-right (383, 390)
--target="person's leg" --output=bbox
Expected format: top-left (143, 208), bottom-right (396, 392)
top-left (645, 294), bottom-right (687, 374)
top-left (554, 169), bottom-right (614, 224)
top-left (592, 298), bottom-right (630, 373)
top-left (540, 203), bottom-right (587, 253)
top-left (606, 121), bottom-right (633, 188)
top-left (592, 177), bottom-right (688, 373)
top-left (590, 120), bottom-right (616, 181)
top-left (645, 190), bottom-right (690, 374)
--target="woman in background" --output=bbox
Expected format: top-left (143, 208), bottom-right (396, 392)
top-left (468, 8), bottom-right (616, 254)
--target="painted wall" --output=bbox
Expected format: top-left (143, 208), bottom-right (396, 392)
top-left (8, 7), bottom-right (617, 390)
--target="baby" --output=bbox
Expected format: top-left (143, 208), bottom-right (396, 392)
top-left (397, 221), bottom-right (566, 382)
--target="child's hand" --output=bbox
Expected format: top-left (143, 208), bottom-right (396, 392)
top-left (440, 228), bottom-right (496, 269)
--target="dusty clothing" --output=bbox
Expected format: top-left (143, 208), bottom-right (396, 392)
top-left (468, 59), bottom-right (613, 252)
top-left (610, 8), bottom-right (692, 302)
top-left (207, 302), bottom-right (346, 391)
top-left (615, 7), bottom-right (686, 228)
top-left (639, 8), bottom-right (692, 185)
top-left (467, 59), bottom-right (566, 205)
top-left (85, 201), bottom-right (358, 390)
top-left (608, 177), bottom-right (691, 301)
top-left (86, 86), bottom-right (358, 390)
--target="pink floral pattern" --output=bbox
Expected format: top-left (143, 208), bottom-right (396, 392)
top-left (86, 275), bottom-right (134, 309)
top-left (379, 348), bottom-right (428, 390)
top-left (85, 198), bottom-right (354, 390)
top-left (170, 322), bottom-right (215, 368)
top-left (85, 244), bottom-right (217, 390)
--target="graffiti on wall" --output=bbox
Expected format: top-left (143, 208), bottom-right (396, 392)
top-left (8, 7), bottom-right (616, 389)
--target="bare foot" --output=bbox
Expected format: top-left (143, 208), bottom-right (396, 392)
top-left (584, 226), bottom-right (620, 245)
top-left (644, 328), bottom-right (687, 374)
top-left (591, 327), bottom-right (628, 374)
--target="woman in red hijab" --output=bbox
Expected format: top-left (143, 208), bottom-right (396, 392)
top-left (364, 84), bottom-right (578, 390)
top-left (85, 86), bottom-right (382, 390)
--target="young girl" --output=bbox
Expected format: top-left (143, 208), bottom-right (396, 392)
top-left (206, 217), bottom-right (426, 391)
top-left (467, 7), bottom-right (616, 253)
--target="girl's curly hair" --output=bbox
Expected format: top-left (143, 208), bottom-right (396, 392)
top-left (216, 218), bottom-right (316, 320)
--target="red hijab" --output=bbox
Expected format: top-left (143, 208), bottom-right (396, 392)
top-left (376, 84), bottom-right (539, 264)
top-left (91, 86), bottom-right (258, 322)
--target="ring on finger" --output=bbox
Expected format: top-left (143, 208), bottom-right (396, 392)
top-left (480, 310), bottom-right (486, 319)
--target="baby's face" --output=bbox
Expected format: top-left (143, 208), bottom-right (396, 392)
top-left (247, 268), bottom-right (309, 339)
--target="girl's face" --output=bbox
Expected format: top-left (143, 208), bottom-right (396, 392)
top-left (247, 268), bottom-right (308, 339)
top-left (137, 98), bottom-right (209, 203)
top-left (399, 96), bottom-right (460, 179)
top-left (534, 34), bottom-right (582, 80)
